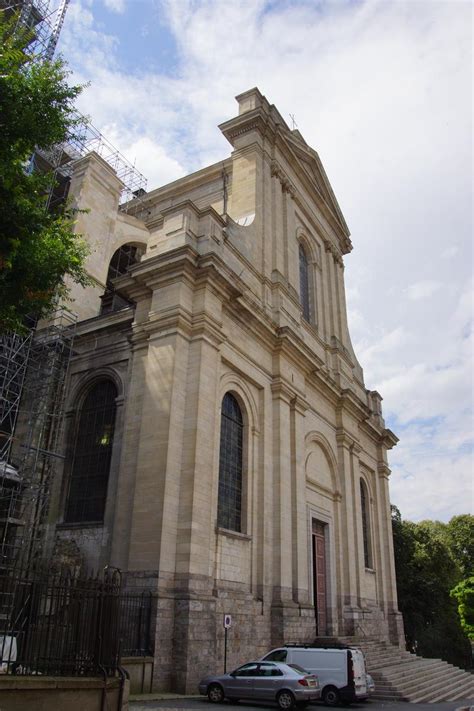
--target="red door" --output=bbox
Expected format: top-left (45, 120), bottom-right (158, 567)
top-left (312, 521), bottom-right (327, 635)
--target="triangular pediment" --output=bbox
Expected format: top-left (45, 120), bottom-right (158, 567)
top-left (285, 130), bottom-right (351, 242)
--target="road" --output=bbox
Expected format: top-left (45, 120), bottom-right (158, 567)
top-left (130, 698), bottom-right (474, 711)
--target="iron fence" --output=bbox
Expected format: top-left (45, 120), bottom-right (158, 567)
top-left (119, 590), bottom-right (153, 657)
top-left (0, 564), bottom-right (122, 676)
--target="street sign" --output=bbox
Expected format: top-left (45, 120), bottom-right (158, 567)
top-left (223, 613), bottom-right (232, 629)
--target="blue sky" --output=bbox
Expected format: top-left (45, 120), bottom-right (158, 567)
top-left (56, 0), bottom-right (473, 523)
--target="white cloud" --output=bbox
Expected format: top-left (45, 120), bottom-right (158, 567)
top-left (58, 0), bottom-right (473, 522)
top-left (405, 280), bottom-right (442, 301)
top-left (103, 0), bottom-right (125, 13)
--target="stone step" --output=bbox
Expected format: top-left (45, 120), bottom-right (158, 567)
top-left (330, 635), bottom-right (474, 703)
top-left (383, 667), bottom-right (470, 699)
top-left (373, 667), bottom-right (461, 692)
top-left (370, 659), bottom-right (449, 677)
top-left (409, 675), bottom-right (474, 703)
top-left (378, 666), bottom-right (474, 702)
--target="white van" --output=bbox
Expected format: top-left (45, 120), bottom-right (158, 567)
top-left (261, 646), bottom-right (367, 706)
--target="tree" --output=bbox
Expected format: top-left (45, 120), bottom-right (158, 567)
top-left (451, 577), bottom-right (474, 640)
top-left (445, 515), bottom-right (474, 579)
top-left (391, 506), bottom-right (472, 668)
top-left (0, 13), bottom-right (89, 333)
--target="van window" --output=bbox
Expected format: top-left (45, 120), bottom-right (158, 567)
top-left (264, 649), bottom-right (287, 662)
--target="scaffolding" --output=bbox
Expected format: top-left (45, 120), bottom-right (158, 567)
top-left (0, 0), bottom-right (69, 61)
top-left (36, 111), bottom-right (148, 209)
top-left (2, 0), bottom-right (148, 206)
top-left (0, 311), bottom-right (76, 568)
top-left (0, 0), bottom-right (147, 567)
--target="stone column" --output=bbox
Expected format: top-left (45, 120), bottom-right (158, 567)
top-left (270, 378), bottom-right (297, 643)
top-left (377, 452), bottom-right (405, 646)
top-left (290, 395), bottom-right (309, 604)
top-left (336, 431), bottom-right (359, 633)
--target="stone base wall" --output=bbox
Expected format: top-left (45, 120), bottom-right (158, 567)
top-left (342, 600), bottom-right (404, 644)
top-left (140, 579), bottom-right (402, 693)
top-left (0, 676), bottom-right (129, 711)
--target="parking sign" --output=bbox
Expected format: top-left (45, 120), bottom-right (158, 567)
top-left (223, 614), bottom-right (232, 629)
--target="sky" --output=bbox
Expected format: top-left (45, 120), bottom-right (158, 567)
top-left (56, 0), bottom-right (473, 523)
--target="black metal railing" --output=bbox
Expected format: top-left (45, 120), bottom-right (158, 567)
top-left (119, 590), bottom-right (153, 657)
top-left (0, 564), bottom-right (122, 676)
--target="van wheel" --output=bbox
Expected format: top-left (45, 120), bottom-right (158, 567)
top-left (322, 686), bottom-right (341, 707)
top-left (277, 690), bottom-right (296, 710)
top-left (208, 684), bottom-right (225, 703)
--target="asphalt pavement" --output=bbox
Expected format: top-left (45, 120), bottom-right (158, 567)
top-left (129, 698), bottom-right (474, 711)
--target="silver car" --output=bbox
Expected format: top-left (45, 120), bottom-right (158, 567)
top-left (198, 660), bottom-right (321, 709)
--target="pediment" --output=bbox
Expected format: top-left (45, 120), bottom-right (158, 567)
top-left (285, 131), bottom-right (351, 242)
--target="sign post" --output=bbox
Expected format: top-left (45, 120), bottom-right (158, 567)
top-left (223, 614), bottom-right (232, 672)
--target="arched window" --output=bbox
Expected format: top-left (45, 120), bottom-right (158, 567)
top-left (65, 380), bottom-right (117, 524)
top-left (100, 244), bottom-right (143, 315)
top-left (360, 480), bottom-right (373, 568)
top-left (217, 393), bottom-right (243, 532)
top-left (299, 243), bottom-right (311, 321)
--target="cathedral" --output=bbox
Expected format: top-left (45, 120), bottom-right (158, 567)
top-left (50, 88), bottom-right (404, 691)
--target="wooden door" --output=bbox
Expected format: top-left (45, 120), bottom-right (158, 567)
top-left (312, 520), bottom-right (327, 635)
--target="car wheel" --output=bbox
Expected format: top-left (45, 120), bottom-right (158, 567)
top-left (322, 686), bottom-right (341, 707)
top-left (208, 683), bottom-right (225, 703)
top-left (277, 690), bottom-right (296, 710)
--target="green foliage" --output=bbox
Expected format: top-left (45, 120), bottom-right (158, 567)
top-left (391, 506), bottom-right (472, 668)
top-left (445, 516), bottom-right (474, 579)
top-left (0, 12), bottom-right (89, 332)
top-left (451, 577), bottom-right (474, 639)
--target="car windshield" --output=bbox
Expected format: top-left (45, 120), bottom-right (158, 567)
top-left (288, 663), bottom-right (309, 674)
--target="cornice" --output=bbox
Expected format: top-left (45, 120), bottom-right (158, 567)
top-left (219, 107), bottom-right (278, 146)
top-left (306, 477), bottom-right (342, 502)
top-left (73, 308), bottom-right (134, 338)
top-left (380, 428), bottom-right (399, 450)
top-left (377, 463), bottom-right (392, 479)
top-left (336, 428), bottom-right (361, 453)
top-left (337, 388), bottom-right (371, 422)
top-left (270, 377), bottom-right (298, 404)
top-left (123, 158), bottom-right (232, 215)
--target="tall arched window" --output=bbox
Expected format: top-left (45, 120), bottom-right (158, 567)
top-left (299, 243), bottom-right (311, 321)
top-left (65, 380), bottom-right (117, 524)
top-left (100, 244), bottom-right (143, 315)
top-left (360, 480), bottom-right (373, 568)
top-left (217, 393), bottom-right (243, 532)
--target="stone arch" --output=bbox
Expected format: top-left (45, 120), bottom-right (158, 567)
top-left (296, 228), bottom-right (319, 326)
top-left (304, 431), bottom-right (340, 498)
top-left (218, 371), bottom-right (259, 433)
top-left (214, 372), bottom-right (260, 537)
top-left (63, 375), bottom-right (120, 525)
top-left (296, 227), bottom-right (319, 266)
top-left (100, 241), bottom-right (146, 314)
top-left (67, 367), bottom-right (124, 413)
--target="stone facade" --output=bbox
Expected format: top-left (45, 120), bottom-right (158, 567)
top-left (50, 88), bottom-right (404, 692)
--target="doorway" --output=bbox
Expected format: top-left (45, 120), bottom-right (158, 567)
top-left (312, 520), bottom-right (327, 635)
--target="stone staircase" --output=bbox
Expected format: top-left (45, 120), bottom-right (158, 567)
top-left (343, 636), bottom-right (474, 703)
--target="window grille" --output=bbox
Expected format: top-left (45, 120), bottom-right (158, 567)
top-left (299, 244), bottom-right (311, 321)
top-left (217, 393), bottom-right (243, 532)
top-left (360, 480), bottom-right (372, 568)
top-left (65, 380), bottom-right (117, 523)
